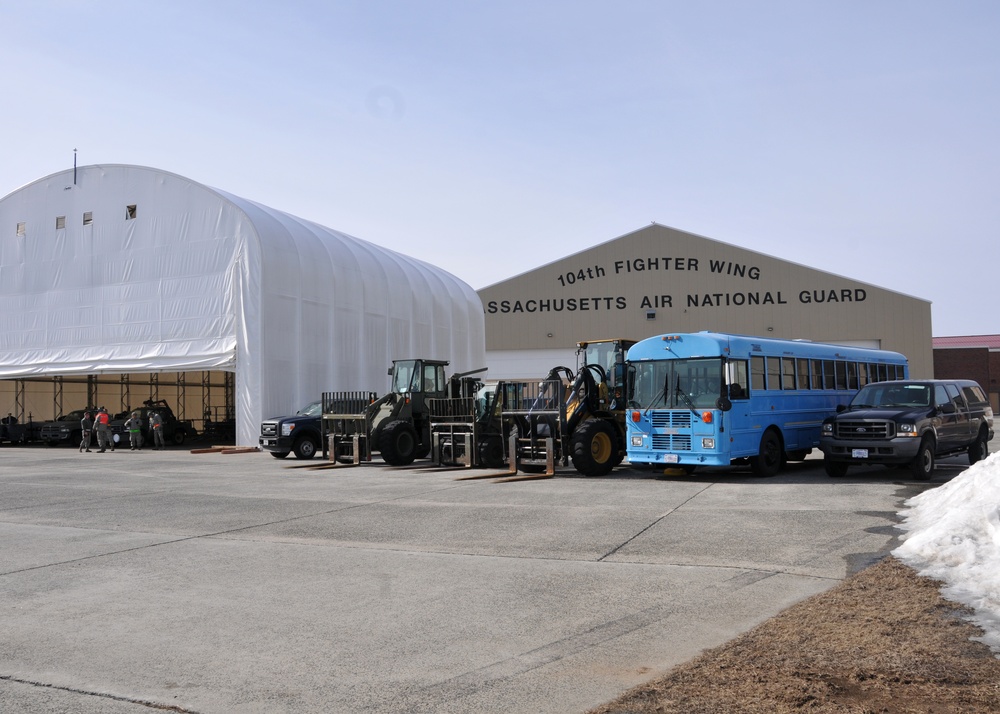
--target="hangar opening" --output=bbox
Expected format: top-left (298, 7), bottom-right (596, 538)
top-left (1, 370), bottom-right (235, 443)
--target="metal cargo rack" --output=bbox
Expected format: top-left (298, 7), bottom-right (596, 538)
top-left (321, 391), bottom-right (378, 462)
top-left (500, 378), bottom-right (569, 474)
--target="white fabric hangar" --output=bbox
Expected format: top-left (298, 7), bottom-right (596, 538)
top-left (0, 164), bottom-right (486, 446)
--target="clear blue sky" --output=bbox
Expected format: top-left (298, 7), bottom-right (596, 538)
top-left (3, 1), bottom-right (997, 336)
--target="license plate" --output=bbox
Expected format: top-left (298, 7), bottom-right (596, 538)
top-left (664, 454), bottom-right (679, 464)
top-left (852, 448), bottom-right (868, 458)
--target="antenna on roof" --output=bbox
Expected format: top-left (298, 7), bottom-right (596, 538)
top-left (73, 148), bottom-right (77, 185)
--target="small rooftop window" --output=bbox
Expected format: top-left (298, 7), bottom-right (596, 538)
top-left (55, 216), bottom-right (66, 230)
top-left (125, 204), bottom-right (137, 220)
top-left (83, 211), bottom-right (93, 225)
top-left (16, 222), bottom-right (26, 237)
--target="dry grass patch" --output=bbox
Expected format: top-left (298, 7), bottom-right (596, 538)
top-left (589, 557), bottom-right (1000, 713)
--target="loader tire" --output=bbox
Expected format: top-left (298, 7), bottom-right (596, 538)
top-left (570, 419), bottom-right (617, 477)
top-left (478, 435), bottom-right (505, 469)
top-left (379, 420), bottom-right (417, 466)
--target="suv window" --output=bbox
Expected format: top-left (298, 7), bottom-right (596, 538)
top-left (944, 383), bottom-right (965, 410)
top-left (933, 384), bottom-right (949, 408)
top-left (962, 384), bottom-right (988, 406)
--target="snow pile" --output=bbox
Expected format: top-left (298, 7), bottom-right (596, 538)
top-left (894, 450), bottom-right (1000, 654)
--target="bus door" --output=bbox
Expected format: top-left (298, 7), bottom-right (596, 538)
top-left (725, 358), bottom-right (757, 458)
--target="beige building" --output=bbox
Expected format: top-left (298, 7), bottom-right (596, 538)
top-left (478, 223), bottom-right (932, 379)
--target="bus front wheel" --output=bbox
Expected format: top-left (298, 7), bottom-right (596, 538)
top-left (750, 430), bottom-right (783, 477)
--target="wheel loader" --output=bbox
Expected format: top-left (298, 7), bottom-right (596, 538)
top-left (321, 359), bottom-right (486, 466)
top-left (429, 339), bottom-right (636, 476)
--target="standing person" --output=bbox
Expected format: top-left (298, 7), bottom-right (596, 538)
top-left (94, 406), bottom-right (115, 452)
top-left (79, 411), bottom-right (93, 453)
top-left (148, 410), bottom-right (165, 450)
top-left (125, 411), bottom-right (143, 451)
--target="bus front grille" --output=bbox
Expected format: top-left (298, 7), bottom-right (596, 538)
top-left (652, 434), bottom-right (692, 451)
top-left (650, 411), bottom-right (693, 428)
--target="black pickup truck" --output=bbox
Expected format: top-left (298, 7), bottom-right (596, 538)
top-left (259, 400), bottom-right (323, 459)
top-left (39, 409), bottom-right (94, 447)
top-left (108, 400), bottom-right (198, 448)
top-left (819, 379), bottom-right (994, 479)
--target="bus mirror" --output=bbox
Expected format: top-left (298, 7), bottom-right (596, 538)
top-left (716, 397), bottom-right (732, 412)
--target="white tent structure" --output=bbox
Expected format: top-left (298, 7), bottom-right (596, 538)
top-left (0, 165), bottom-right (486, 446)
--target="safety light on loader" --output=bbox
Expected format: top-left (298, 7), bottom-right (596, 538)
top-left (631, 410), bottom-right (641, 422)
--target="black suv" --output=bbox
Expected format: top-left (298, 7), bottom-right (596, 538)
top-left (819, 379), bottom-right (994, 479)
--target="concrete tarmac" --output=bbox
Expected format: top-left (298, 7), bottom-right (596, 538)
top-left (0, 445), bottom-right (969, 713)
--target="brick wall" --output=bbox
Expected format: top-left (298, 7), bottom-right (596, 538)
top-left (934, 347), bottom-right (999, 412)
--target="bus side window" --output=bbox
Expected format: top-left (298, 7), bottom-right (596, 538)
top-left (797, 359), bottom-right (811, 390)
top-left (835, 361), bottom-right (848, 390)
top-left (811, 360), bottom-right (823, 390)
top-left (847, 362), bottom-right (858, 390)
top-left (751, 356), bottom-right (766, 391)
top-left (766, 357), bottom-right (780, 390)
top-left (823, 360), bottom-right (836, 389)
top-left (728, 360), bottom-right (748, 399)
top-left (781, 357), bottom-right (796, 390)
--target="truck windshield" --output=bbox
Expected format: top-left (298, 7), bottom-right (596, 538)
top-left (297, 401), bottom-right (323, 417)
top-left (630, 358), bottom-right (723, 410)
top-left (849, 383), bottom-right (930, 409)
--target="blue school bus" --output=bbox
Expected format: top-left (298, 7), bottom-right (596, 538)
top-left (625, 332), bottom-right (908, 475)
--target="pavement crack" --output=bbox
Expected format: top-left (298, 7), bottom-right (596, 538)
top-left (597, 483), bottom-right (714, 561)
top-left (0, 673), bottom-right (202, 712)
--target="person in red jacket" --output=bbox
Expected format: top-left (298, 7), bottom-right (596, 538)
top-left (94, 407), bottom-right (114, 453)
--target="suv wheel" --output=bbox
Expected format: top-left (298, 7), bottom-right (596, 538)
top-left (824, 460), bottom-right (849, 478)
top-left (910, 436), bottom-right (935, 480)
top-left (968, 429), bottom-right (989, 465)
top-left (293, 436), bottom-right (317, 460)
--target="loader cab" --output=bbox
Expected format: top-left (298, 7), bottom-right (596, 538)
top-left (389, 359), bottom-right (449, 397)
top-left (577, 339), bottom-right (636, 408)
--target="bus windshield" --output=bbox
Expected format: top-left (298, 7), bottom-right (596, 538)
top-left (630, 358), bottom-right (723, 410)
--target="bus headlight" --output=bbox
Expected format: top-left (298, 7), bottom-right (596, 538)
top-left (631, 435), bottom-right (644, 447)
top-left (701, 438), bottom-right (715, 450)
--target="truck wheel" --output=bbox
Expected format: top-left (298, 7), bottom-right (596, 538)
top-left (172, 431), bottom-right (186, 446)
top-left (968, 429), bottom-right (989, 465)
top-left (824, 459), bottom-right (849, 478)
top-left (750, 429), bottom-right (783, 477)
top-left (293, 436), bottom-right (318, 460)
top-left (478, 435), bottom-right (505, 469)
top-left (910, 436), bottom-right (935, 480)
top-left (270, 451), bottom-right (290, 459)
top-left (380, 420), bottom-right (417, 466)
top-left (570, 419), bottom-right (617, 477)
